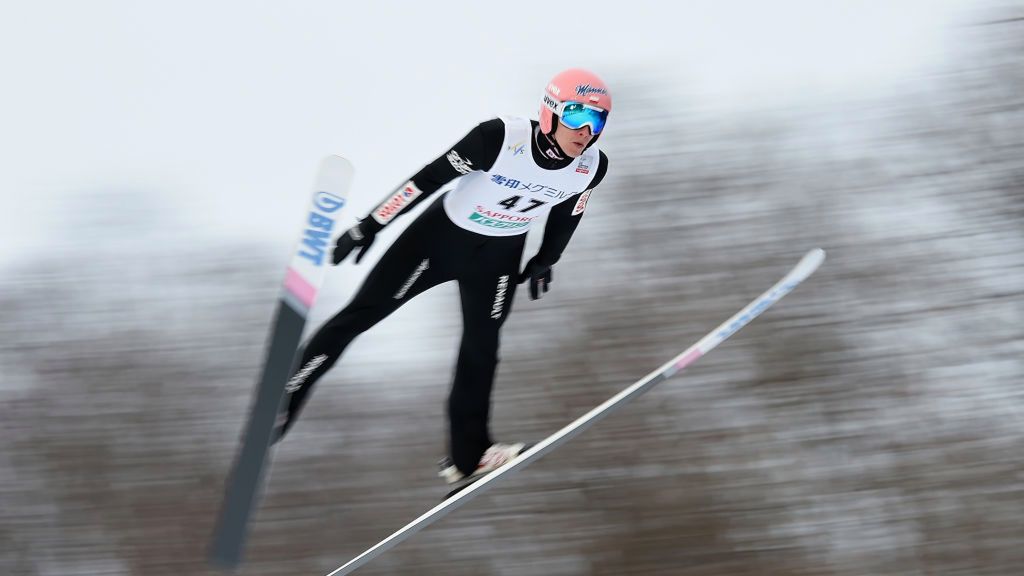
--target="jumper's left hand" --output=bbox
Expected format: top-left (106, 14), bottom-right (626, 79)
top-left (518, 256), bottom-right (553, 300)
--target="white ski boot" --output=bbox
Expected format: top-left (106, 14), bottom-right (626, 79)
top-left (438, 442), bottom-right (527, 485)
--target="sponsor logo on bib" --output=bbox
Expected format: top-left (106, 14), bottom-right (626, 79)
top-left (469, 212), bottom-right (531, 230)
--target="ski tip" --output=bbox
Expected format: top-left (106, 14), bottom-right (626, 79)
top-left (317, 155), bottom-right (355, 187)
top-left (323, 154), bottom-right (354, 169)
top-left (800, 248), bottom-right (826, 271)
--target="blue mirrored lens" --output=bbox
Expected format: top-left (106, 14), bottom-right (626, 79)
top-left (560, 102), bottom-right (607, 134)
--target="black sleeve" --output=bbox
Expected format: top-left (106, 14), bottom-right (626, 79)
top-left (533, 150), bottom-right (609, 267)
top-left (411, 118), bottom-right (503, 191)
top-left (361, 119), bottom-right (504, 233)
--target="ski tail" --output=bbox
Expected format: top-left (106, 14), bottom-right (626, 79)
top-left (209, 155), bottom-right (355, 569)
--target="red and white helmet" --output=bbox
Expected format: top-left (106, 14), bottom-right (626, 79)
top-left (539, 68), bottom-right (612, 136)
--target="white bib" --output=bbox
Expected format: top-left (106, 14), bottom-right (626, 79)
top-left (442, 116), bottom-right (599, 237)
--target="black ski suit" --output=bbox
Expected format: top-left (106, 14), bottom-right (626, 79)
top-left (278, 118), bottom-right (608, 475)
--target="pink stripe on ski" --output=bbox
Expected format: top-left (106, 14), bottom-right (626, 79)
top-left (673, 348), bottom-right (703, 371)
top-left (284, 268), bottom-right (318, 308)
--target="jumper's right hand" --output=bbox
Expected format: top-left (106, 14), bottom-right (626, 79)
top-left (332, 221), bottom-right (377, 265)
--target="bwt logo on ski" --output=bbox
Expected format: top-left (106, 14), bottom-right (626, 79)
top-left (297, 192), bottom-right (346, 266)
top-left (491, 275), bottom-right (510, 319)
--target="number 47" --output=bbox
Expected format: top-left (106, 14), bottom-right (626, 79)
top-left (498, 196), bottom-right (546, 212)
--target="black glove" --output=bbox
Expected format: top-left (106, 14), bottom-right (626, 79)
top-left (518, 256), bottom-right (553, 300)
top-left (332, 220), bottom-right (377, 265)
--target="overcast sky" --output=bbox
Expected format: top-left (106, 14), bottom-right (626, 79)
top-left (0, 0), bottom-right (973, 269)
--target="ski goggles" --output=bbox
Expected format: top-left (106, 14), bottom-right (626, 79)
top-left (557, 101), bottom-right (609, 134)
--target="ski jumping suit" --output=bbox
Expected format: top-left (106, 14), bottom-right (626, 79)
top-left (278, 116), bottom-right (609, 475)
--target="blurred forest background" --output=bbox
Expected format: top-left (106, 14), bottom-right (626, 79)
top-left (2, 4), bottom-right (1022, 576)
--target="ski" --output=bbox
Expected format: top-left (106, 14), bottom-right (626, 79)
top-left (442, 443), bottom-right (536, 501)
top-left (443, 475), bottom-right (486, 501)
top-left (324, 248), bottom-right (826, 576)
top-left (209, 155), bottom-right (354, 569)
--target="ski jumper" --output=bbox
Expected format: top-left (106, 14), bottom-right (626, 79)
top-left (279, 116), bottom-right (609, 475)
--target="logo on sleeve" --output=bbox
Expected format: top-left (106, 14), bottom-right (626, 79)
top-left (373, 181), bottom-right (423, 224)
top-left (571, 189), bottom-right (592, 216)
top-left (446, 150), bottom-right (474, 175)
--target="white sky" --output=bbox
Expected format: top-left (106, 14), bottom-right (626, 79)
top-left (0, 0), bottom-right (972, 269)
